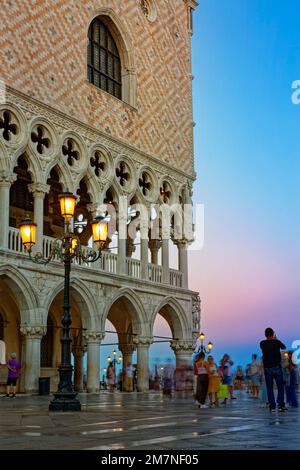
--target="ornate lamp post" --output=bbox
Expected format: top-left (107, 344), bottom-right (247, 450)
top-left (19, 191), bottom-right (108, 411)
top-left (198, 332), bottom-right (213, 354)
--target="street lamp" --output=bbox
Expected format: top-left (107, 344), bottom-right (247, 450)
top-left (107, 350), bottom-right (122, 387)
top-left (198, 332), bottom-right (213, 354)
top-left (19, 191), bottom-right (109, 411)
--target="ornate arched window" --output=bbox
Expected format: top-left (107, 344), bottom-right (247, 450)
top-left (88, 18), bottom-right (122, 100)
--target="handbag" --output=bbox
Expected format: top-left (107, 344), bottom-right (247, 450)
top-left (217, 383), bottom-right (229, 399)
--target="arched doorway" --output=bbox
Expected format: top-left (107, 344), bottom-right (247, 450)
top-left (43, 288), bottom-right (85, 393)
top-left (149, 313), bottom-right (176, 391)
top-left (103, 291), bottom-right (146, 392)
top-left (150, 299), bottom-right (192, 395)
top-left (0, 277), bottom-right (23, 391)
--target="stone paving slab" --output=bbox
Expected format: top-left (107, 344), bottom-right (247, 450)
top-left (0, 391), bottom-right (299, 450)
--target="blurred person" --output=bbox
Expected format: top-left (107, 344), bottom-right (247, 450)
top-left (107, 362), bottom-right (115, 391)
top-left (260, 327), bottom-right (287, 412)
top-left (249, 354), bottom-right (262, 398)
top-left (207, 355), bottom-right (221, 407)
top-left (235, 366), bottom-right (244, 390)
top-left (6, 353), bottom-right (23, 398)
top-left (162, 364), bottom-right (174, 397)
top-left (194, 352), bottom-right (209, 408)
top-left (220, 354), bottom-right (235, 399)
top-left (284, 351), bottom-right (298, 408)
top-left (123, 362), bottom-right (134, 392)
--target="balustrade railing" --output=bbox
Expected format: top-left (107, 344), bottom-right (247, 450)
top-left (7, 227), bottom-right (183, 287)
top-left (126, 257), bottom-right (140, 279)
top-left (148, 263), bottom-right (162, 284)
top-left (8, 227), bottom-right (26, 254)
top-left (169, 268), bottom-right (183, 288)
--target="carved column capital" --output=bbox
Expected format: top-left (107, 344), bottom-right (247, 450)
top-left (133, 336), bottom-right (153, 348)
top-left (171, 339), bottom-right (195, 354)
top-left (28, 182), bottom-right (50, 197)
top-left (0, 170), bottom-right (16, 187)
top-left (82, 330), bottom-right (105, 344)
top-left (148, 239), bottom-right (162, 251)
top-left (20, 324), bottom-right (47, 339)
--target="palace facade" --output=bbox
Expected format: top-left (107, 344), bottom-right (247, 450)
top-left (0, 0), bottom-right (200, 394)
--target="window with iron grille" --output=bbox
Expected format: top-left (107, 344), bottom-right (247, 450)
top-left (88, 19), bottom-right (122, 100)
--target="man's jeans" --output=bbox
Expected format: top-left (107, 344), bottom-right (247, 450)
top-left (264, 366), bottom-right (285, 409)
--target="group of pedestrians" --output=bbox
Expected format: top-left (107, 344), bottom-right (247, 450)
top-left (193, 328), bottom-right (299, 412)
top-left (194, 353), bottom-right (236, 408)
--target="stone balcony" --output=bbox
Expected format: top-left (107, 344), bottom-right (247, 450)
top-left (7, 226), bottom-right (183, 289)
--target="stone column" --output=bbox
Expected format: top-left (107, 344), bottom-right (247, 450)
top-left (117, 213), bottom-right (127, 275)
top-left (175, 240), bottom-right (189, 288)
top-left (20, 325), bottom-right (46, 394)
top-left (120, 344), bottom-right (135, 392)
top-left (134, 337), bottom-right (152, 392)
top-left (161, 238), bottom-right (170, 284)
top-left (28, 183), bottom-right (50, 254)
top-left (0, 171), bottom-right (16, 249)
top-left (171, 340), bottom-right (195, 368)
top-left (171, 340), bottom-right (195, 397)
top-left (140, 221), bottom-right (149, 280)
top-left (72, 347), bottom-right (85, 392)
top-left (83, 331), bottom-right (104, 393)
top-left (149, 239), bottom-right (161, 265)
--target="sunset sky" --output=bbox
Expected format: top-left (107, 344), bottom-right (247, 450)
top-left (102, 0), bottom-right (300, 372)
top-left (188, 0), bottom-right (300, 366)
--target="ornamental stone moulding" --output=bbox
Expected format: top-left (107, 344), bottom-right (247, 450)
top-left (5, 89), bottom-right (195, 196)
top-left (20, 325), bottom-right (47, 338)
top-left (139, 0), bottom-right (157, 23)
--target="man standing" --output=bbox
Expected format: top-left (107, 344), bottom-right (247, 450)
top-left (6, 352), bottom-right (22, 398)
top-left (260, 328), bottom-right (287, 412)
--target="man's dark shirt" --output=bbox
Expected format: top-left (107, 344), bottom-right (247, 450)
top-left (260, 339), bottom-right (286, 368)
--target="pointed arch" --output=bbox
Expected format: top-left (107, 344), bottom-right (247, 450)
top-left (151, 296), bottom-right (190, 341)
top-left (0, 265), bottom-right (39, 314)
top-left (102, 287), bottom-right (148, 336)
top-left (43, 277), bottom-right (99, 330)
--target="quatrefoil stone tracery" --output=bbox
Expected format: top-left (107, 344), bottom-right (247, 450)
top-left (139, 172), bottom-right (152, 196)
top-left (31, 126), bottom-right (50, 155)
top-left (160, 181), bottom-right (171, 203)
top-left (0, 111), bottom-right (17, 141)
top-left (116, 162), bottom-right (130, 187)
top-left (62, 139), bottom-right (80, 167)
top-left (90, 151), bottom-right (106, 177)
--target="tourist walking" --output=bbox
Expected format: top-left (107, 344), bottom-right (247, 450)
top-left (6, 353), bottom-right (23, 398)
top-left (260, 327), bottom-right (287, 412)
top-left (235, 366), bottom-right (244, 390)
top-left (194, 352), bottom-right (209, 408)
top-left (107, 362), bottom-right (115, 391)
top-left (220, 354), bottom-right (235, 400)
top-left (249, 354), bottom-right (261, 398)
top-left (123, 362), bottom-right (134, 392)
top-left (207, 355), bottom-right (221, 407)
top-left (284, 351), bottom-right (298, 408)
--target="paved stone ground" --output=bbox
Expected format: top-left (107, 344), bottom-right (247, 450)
top-left (0, 391), bottom-right (299, 450)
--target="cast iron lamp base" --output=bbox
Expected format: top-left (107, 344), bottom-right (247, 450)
top-left (49, 392), bottom-right (81, 412)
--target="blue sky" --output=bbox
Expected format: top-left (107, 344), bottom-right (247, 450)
top-left (188, 0), bottom-right (300, 366)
